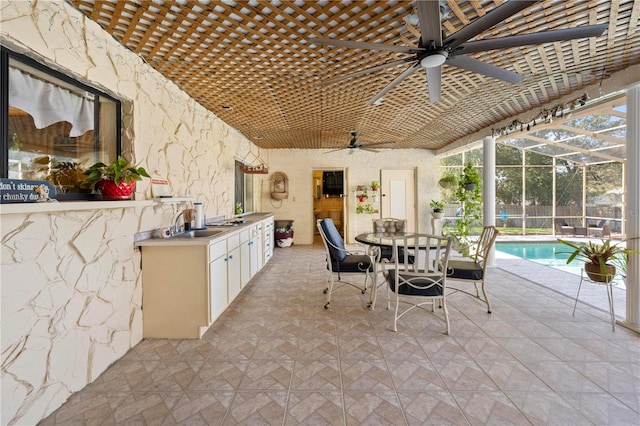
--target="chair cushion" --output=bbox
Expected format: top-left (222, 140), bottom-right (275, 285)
top-left (320, 218), bottom-right (347, 262)
top-left (387, 270), bottom-right (443, 296)
top-left (447, 260), bottom-right (483, 281)
top-left (331, 254), bottom-right (372, 272)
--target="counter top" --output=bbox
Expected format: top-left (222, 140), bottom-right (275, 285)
top-left (135, 212), bottom-right (273, 247)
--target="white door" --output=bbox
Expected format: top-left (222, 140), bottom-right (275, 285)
top-left (380, 169), bottom-right (416, 231)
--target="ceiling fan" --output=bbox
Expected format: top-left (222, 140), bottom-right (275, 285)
top-left (310, 0), bottom-right (607, 104)
top-left (325, 131), bottom-right (395, 153)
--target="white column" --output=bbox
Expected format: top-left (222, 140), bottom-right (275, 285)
top-left (483, 135), bottom-right (496, 266)
top-left (622, 82), bottom-right (640, 333)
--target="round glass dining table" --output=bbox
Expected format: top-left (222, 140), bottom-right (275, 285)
top-left (355, 232), bottom-right (421, 247)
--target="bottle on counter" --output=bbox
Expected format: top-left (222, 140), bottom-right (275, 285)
top-left (194, 202), bottom-right (204, 229)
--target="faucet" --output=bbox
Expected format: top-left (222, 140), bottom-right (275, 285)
top-left (172, 210), bottom-right (185, 235)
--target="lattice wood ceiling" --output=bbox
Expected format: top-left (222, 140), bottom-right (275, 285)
top-left (68, 0), bottom-right (640, 151)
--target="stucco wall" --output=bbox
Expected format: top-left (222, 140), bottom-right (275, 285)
top-left (257, 149), bottom-right (442, 244)
top-left (1, 2), bottom-right (256, 424)
top-left (0, 2), bottom-right (444, 425)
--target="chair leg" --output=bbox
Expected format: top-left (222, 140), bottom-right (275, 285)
top-left (480, 280), bottom-right (492, 313)
top-left (324, 276), bottom-right (334, 309)
top-left (393, 294), bottom-right (399, 332)
top-left (442, 299), bottom-right (450, 335)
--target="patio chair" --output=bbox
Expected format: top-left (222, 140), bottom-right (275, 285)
top-left (588, 220), bottom-right (611, 238)
top-left (372, 218), bottom-right (406, 261)
top-left (382, 234), bottom-right (453, 333)
top-left (446, 226), bottom-right (499, 313)
top-left (555, 219), bottom-right (575, 236)
top-left (317, 218), bottom-right (374, 309)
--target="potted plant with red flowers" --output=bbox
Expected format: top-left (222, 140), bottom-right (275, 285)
top-left (83, 156), bottom-right (150, 200)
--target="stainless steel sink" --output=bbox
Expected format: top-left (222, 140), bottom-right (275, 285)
top-left (173, 229), bottom-right (223, 239)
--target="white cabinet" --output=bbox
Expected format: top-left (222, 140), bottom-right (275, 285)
top-left (139, 214), bottom-right (275, 339)
top-left (263, 218), bottom-right (274, 264)
top-left (250, 224), bottom-right (261, 276)
top-left (240, 228), bottom-right (251, 288)
top-left (226, 232), bottom-right (242, 302)
top-left (209, 239), bottom-right (228, 324)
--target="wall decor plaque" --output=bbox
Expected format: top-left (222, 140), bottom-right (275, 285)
top-left (0, 179), bottom-right (57, 203)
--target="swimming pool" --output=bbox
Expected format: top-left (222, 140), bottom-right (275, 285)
top-left (495, 241), bottom-right (578, 275)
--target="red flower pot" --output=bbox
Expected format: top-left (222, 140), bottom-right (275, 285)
top-left (96, 180), bottom-right (136, 200)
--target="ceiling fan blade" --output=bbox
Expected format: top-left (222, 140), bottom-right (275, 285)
top-left (426, 67), bottom-right (441, 103)
top-left (457, 24), bottom-right (608, 54)
top-left (416, 0), bottom-right (442, 47)
top-left (367, 62), bottom-right (421, 105)
top-left (309, 38), bottom-right (423, 54)
top-left (359, 147), bottom-right (380, 153)
top-left (363, 141), bottom-right (396, 148)
top-left (324, 148), bottom-right (347, 154)
top-left (447, 55), bottom-right (523, 84)
top-left (443, 1), bottom-right (537, 50)
top-left (316, 58), bottom-right (413, 87)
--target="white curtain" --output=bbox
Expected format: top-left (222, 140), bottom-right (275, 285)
top-left (9, 68), bottom-right (94, 137)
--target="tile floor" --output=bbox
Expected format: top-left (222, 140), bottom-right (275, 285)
top-left (41, 243), bottom-right (640, 425)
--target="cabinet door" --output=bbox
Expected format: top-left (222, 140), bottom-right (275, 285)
top-left (250, 225), bottom-right (261, 277)
top-left (240, 240), bottom-right (251, 288)
top-left (263, 219), bottom-right (274, 264)
top-left (209, 255), bottom-right (228, 324)
top-left (227, 246), bottom-right (241, 302)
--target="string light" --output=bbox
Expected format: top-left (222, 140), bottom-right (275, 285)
top-left (491, 93), bottom-right (589, 138)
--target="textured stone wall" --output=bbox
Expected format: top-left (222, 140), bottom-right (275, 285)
top-left (0, 2), bottom-right (443, 424)
top-left (0, 1), bottom-right (256, 424)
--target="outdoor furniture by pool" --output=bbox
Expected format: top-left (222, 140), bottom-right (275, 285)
top-left (317, 218), bottom-right (374, 310)
top-left (446, 226), bottom-right (499, 313)
top-left (588, 220), bottom-right (611, 238)
top-left (382, 234), bottom-right (453, 334)
top-left (575, 226), bottom-right (588, 237)
top-left (554, 219), bottom-right (575, 236)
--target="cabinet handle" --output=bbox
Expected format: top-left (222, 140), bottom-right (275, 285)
top-left (228, 255), bottom-right (233, 259)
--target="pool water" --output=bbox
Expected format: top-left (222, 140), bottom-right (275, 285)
top-left (495, 241), bottom-right (578, 275)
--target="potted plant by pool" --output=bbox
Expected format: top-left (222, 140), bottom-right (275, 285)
top-left (84, 156), bottom-right (150, 200)
top-left (558, 238), bottom-right (638, 283)
top-left (430, 199), bottom-right (445, 219)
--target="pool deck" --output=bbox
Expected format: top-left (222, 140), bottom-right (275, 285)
top-left (493, 244), bottom-right (627, 321)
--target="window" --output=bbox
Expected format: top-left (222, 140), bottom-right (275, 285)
top-left (1, 47), bottom-right (121, 199)
top-left (234, 160), bottom-right (254, 214)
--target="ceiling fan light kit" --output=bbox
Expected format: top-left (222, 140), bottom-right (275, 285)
top-left (311, 0), bottom-right (607, 105)
top-left (421, 52), bottom-right (448, 68)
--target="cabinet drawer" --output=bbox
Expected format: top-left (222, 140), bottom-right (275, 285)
top-left (209, 239), bottom-right (226, 262)
top-left (227, 232), bottom-right (240, 250)
top-left (239, 228), bottom-right (250, 243)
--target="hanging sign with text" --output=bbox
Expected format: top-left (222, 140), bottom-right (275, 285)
top-left (0, 179), bottom-right (57, 203)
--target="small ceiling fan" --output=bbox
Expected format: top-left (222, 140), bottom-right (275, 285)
top-left (325, 131), bottom-right (395, 153)
top-left (310, 0), bottom-right (607, 104)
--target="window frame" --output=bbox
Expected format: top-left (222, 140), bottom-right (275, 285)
top-left (0, 46), bottom-right (122, 181)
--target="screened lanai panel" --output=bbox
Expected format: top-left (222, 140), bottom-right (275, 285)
top-left (528, 144), bottom-right (575, 157)
top-left (503, 138), bottom-right (541, 150)
top-left (563, 153), bottom-right (610, 164)
top-left (530, 128), bottom-right (580, 142)
top-left (564, 115), bottom-right (625, 132)
top-left (563, 135), bottom-right (622, 150)
top-left (600, 128), bottom-right (626, 139)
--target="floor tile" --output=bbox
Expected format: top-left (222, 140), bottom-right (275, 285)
top-left (39, 244), bottom-right (640, 425)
